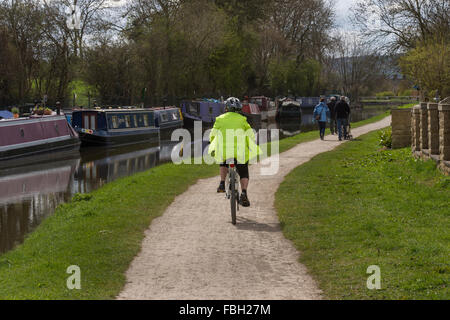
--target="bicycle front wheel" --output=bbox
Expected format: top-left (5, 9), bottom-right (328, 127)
top-left (230, 169), bottom-right (237, 225)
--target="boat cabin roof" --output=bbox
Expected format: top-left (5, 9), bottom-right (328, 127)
top-left (73, 108), bottom-right (151, 113)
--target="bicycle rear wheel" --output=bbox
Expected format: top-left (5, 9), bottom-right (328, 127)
top-left (230, 169), bottom-right (237, 225)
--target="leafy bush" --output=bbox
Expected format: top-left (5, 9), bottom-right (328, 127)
top-left (11, 107), bottom-right (19, 114)
top-left (379, 127), bottom-right (392, 148)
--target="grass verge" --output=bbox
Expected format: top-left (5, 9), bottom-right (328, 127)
top-left (275, 129), bottom-right (450, 299)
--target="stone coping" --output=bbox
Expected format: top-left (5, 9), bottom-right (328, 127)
top-left (430, 154), bottom-right (440, 163)
top-left (427, 103), bottom-right (438, 110)
top-left (438, 103), bottom-right (450, 111)
top-left (413, 105), bottom-right (421, 113)
top-left (391, 107), bottom-right (413, 112)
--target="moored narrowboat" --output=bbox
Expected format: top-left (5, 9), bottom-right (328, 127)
top-left (241, 102), bottom-right (262, 130)
top-left (180, 100), bottom-right (225, 128)
top-left (0, 115), bottom-right (80, 168)
top-left (152, 107), bottom-right (184, 140)
top-left (72, 108), bottom-right (160, 147)
top-left (250, 96), bottom-right (275, 121)
top-left (276, 99), bottom-right (302, 121)
top-left (297, 97), bottom-right (320, 108)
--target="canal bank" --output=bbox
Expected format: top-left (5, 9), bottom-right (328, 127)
top-left (0, 112), bottom-right (392, 299)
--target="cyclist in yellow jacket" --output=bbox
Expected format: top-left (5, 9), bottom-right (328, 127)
top-left (208, 97), bottom-right (261, 207)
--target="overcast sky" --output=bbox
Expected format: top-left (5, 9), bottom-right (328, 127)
top-left (334, 0), bottom-right (358, 31)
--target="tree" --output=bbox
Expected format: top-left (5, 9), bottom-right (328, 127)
top-left (353, 0), bottom-right (450, 51)
top-left (326, 33), bottom-right (383, 102)
top-left (400, 39), bottom-right (450, 98)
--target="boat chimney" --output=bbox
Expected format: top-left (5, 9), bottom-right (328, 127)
top-left (56, 101), bottom-right (61, 115)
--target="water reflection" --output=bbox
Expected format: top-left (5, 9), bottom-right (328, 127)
top-left (0, 143), bottom-right (163, 254)
top-left (0, 159), bottom-right (77, 253)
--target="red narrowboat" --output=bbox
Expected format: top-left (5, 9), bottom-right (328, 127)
top-left (250, 96), bottom-right (276, 121)
top-left (241, 102), bottom-right (262, 130)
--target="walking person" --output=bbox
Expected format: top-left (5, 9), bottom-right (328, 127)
top-left (327, 96), bottom-right (337, 134)
top-left (313, 97), bottom-right (330, 140)
top-left (335, 96), bottom-right (351, 141)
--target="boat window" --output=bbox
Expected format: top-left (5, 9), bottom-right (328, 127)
top-left (133, 115), bottom-right (138, 127)
top-left (160, 112), bottom-right (168, 122)
top-left (124, 115), bottom-right (131, 128)
top-left (84, 115), bottom-right (89, 129)
top-left (111, 116), bottom-right (119, 128)
top-left (137, 115), bottom-right (144, 127)
top-left (251, 98), bottom-right (263, 106)
top-left (143, 114), bottom-right (149, 126)
top-left (189, 103), bottom-right (198, 115)
top-left (90, 115), bottom-right (96, 130)
top-left (172, 112), bottom-right (179, 120)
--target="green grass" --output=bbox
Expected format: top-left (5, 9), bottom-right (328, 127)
top-left (275, 130), bottom-right (450, 299)
top-left (68, 80), bottom-right (98, 107)
top-left (395, 103), bottom-right (416, 109)
top-left (0, 106), bottom-right (403, 299)
top-left (0, 163), bottom-right (217, 299)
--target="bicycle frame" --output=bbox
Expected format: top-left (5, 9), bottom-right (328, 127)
top-left (225, 162), bottom-right (240, 224)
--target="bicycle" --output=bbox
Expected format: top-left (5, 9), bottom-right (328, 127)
top-left (225, 162), bottom-right (240, 225)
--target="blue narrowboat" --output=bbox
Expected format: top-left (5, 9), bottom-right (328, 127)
top-left (72, 108), bottom-right (160, 147)
top-left (180, 100), bottom-right (225, 128)
top-left (152, 107), bottom-right (184, 140)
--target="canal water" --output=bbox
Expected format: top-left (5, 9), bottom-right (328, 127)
top-left (0, 105), bottom-right (390, 255)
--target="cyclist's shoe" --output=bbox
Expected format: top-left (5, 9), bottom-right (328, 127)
top-left (239, 192), bottom-right (250, 207)
top-left (217, 181), bottom-right (225, 193)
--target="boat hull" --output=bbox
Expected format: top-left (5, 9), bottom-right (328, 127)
top-left (182, 116), bottom-right (214, 129)
top-left (0, 138), bottom-right (80, 169)
top-left (77, 128), bottom-right (160, 147)
top-left (159, 120), bottom-right (183, 140)
top-left (242, 113), bottom-right (262, 130)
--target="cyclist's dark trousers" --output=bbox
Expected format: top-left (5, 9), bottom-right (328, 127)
top-left (220, 160), bottom-right (249, 179)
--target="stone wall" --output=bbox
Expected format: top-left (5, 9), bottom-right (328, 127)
top-left (391, 108), bottom-right (412, 149)
top-left (427, 103), bottom-right (439, 157)
top-left (410, 100), bottom-right (450, 175)
top-left (411, 106), bottom-right (421, 152)
top-left (419, 103), bottom-right (429, 155)
top-left (439, 103), bottom-right (450, 174)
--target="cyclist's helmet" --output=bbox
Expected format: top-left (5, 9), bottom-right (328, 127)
top-left (225, 97), bottom-right (242, 112)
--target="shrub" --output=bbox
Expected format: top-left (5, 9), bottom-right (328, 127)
top-left (379, 127), bottom-right (392, 148)
top-left (11, 107), bottom-right (19, 114)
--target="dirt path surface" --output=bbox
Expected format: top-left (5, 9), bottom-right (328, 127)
top-left (117, 116), bottom-right (391, 300)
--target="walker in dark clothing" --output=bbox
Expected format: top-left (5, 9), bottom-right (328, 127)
top-left (335, 100), bottom-right (351, 141)
top-left (327, 100), bottom-right (337, 134)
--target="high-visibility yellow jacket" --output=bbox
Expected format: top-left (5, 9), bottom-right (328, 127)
top-left (208, 112), bottom-right (261, 164)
